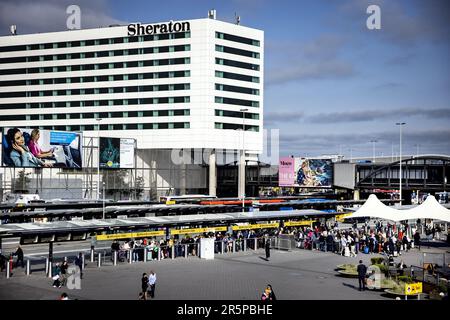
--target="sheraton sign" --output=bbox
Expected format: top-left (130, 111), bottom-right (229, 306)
top-left (128, 21), bottom-right (190, 36)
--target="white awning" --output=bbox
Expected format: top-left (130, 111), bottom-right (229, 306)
top-left (346, 194), bottom-right (450, 222)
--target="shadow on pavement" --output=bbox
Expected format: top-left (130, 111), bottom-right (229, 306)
top-left (342, 282), bottom-right (359, 291)
top-left (259, 257), bottom-right (269, 262)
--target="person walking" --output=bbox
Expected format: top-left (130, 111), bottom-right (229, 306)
top-left (148, 270), bottom-right (156, 299)
top-left (357, 260), bottom-right (367, 291)
top-left (265, 236), bottom-right (271, 260)
top-left (74, 252), bottom-right (83, 279)
top-left (13, 246), bottom-right (24, 268)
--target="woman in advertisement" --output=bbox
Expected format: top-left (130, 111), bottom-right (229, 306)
top-left (6, 128), bottom-right (52, 167)
top-left (28, 129), bottom-right (54, 159)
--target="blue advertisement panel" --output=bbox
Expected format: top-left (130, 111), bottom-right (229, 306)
top-left (294, 158), bottom-right (333, 187)
top-left (2, 127), bottom-right (83, 168)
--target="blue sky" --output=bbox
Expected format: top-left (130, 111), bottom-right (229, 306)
top-left (1, 0), bottom-right (449, 158)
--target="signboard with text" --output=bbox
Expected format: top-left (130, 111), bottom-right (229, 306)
top-left (404, 282), bottom-right (422, 295)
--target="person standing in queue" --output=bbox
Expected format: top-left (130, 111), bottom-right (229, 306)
top-left (414, 230), bottom-right (421, 250)
top-left (265, 236), bottom-right (271, 260)
top-left (357, 260), bottom-right (367, 291)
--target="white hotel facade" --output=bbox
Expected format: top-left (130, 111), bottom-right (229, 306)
top-left (0, 15), bottom-right (264, 199)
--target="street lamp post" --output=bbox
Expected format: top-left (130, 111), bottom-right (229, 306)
top-left (240, 108), bottom-right (248, 213)
top-left (95, 118), bottom-right (102, 201)
top-left (396, 122), bottom-right (406, 205)
top-left (370, 140), bottom-right (378, 163)
top-left (102, 182), bottom-right (106, 219)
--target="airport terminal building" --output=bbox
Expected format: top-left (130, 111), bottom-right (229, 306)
top-left (0, 13), bottom-right (264, 200)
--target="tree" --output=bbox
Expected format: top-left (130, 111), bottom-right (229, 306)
top-left (134, 176), bottom-right (145, 200)
top-left (14, 170), bottom-right (31, 194)
top-left (102, 170), bottom-right (130, 200)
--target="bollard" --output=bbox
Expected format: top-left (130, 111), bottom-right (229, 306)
top-left (113, 251), bottom-right (118, 266)
top-left (254, 238), bottom-right (257, 250)
top-left (26, 260), bottom-right (30, 276)
top-left (48, 261), bottom-right (52, 278)
top-left (244, 239), bottom-right (247, 251)
top-left (221, 242), bottom-right (224, 254)
top-left (45, 257), bottom-right (49, 275)
top-left (6, 260), bottom-right (10, 278)
top-left (171, 246), bottom-right (175, 260)
top-left (128, 250), bottom-right (132, 264)
top-left (185, 245), bottom-right (188, 258)
top-left (158, 247), bottom-right (161, 261)
top-left (233, 241), bottom-right (236, 253)
top-left (143, 248), bottom-right (147, 263)
top-left (97, 253), bottom-right (101, 267)
top-left (90, 248), bottom-right (94, 263)
top-left (82, 254), bottom-right (85, 269)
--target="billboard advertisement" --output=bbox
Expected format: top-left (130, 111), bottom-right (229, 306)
top-left (278, 157), bottom-right (295, 186)
top-left (295, 158), bottom-right (333, 187)
top-left (99, 137), bottom-right (135, 169)
top-left (2, 127), bottom-right (82, 168)
top-left (278, 158), bottom-right (333, 187)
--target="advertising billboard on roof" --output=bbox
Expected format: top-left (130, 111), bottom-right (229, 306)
top-left (279, 157), bottom-right (333, 187)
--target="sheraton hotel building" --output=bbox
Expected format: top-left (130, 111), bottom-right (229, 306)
top-left (0, 13), bottom-right (264, 200)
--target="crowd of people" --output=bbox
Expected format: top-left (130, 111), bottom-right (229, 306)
top-left (281, 220), bottom-right (420, 257)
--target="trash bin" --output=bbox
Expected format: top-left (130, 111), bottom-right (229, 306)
top-left (364, 246), bottom-right (369, 254)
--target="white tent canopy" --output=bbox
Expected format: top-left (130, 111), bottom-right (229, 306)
top-left (396, 195), bottom-right (450, 222)
top-left (347, 194), bottom-right (400, 222)
top-left (347, 194), bottom-right (450, 223)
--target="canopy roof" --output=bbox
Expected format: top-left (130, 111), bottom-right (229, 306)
top-left (347, 194), bottom-right (450, 222)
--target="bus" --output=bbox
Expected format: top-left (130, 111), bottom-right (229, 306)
top-left (159, 194), bottom-right (217, 204)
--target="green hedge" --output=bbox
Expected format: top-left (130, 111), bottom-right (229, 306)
top-left (373, 264), bottom-right (389, 276)
top-left (371, 257), bottom-right (384, 265)
top-left (398, 275), bottom-right (414, 283)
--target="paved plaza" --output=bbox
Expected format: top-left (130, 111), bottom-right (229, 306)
top-left (1, 242), bottom-right (448, 300)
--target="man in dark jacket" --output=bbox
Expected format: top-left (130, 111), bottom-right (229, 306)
top-left (75, 252), bottom-right (83, 279)
top-left (14, 246), bottom-right (24, 268)
top-left (265, 237), bottom-right (271, 260)
top-left (357, 260), bottom-right (367, 291)
top-left (414, 231), bottom-right (421, 250)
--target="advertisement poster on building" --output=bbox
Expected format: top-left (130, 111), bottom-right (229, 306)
top-left (100, 137), bottom-right (135, 169)
top-left (2, 127), bottom-right (82, 168)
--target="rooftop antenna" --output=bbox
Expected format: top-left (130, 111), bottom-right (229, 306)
top-left (208, 9), bottom-right (216, 20)
top-left (235, 13), bottom-right (240, 25)
top-left (10, 25), bottom-right (17, 35)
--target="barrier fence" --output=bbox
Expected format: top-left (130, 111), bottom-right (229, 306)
top-left (1, 236), bottom-right (280, 278)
